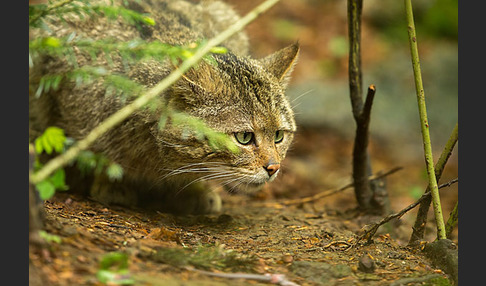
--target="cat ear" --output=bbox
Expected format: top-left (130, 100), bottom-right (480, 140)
top-left (259, 42), bottom-right (300, 89)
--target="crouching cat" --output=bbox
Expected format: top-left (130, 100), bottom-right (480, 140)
top-left (29, 0), bottom-right (299, 215)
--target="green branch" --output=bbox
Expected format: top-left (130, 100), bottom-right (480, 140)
top-left (29, 0), bottom-right (281, 185)
top-left (409, 123), bottom-right (458, 244)
top-left (445, 201), bottom-right (458, 239)
top-left (404, 0), bottom-right (446, 240)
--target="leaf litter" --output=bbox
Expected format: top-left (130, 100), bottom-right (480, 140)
top-left (29, 129), bottom-right (457, 286)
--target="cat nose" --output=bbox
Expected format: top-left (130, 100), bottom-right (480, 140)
top-left (264, 163), bottom-right (280, 177)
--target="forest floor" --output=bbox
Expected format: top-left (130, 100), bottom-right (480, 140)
top-left (29, 127), bottom-right (458, 286)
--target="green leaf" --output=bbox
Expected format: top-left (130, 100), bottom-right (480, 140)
top-left (36, 180), bottom-right (56, 200)
top-left (96, 269), bottom-right (134, 285)
top-left (180, 50), bottom-right (194, 59)
top-left (76, 150), bottom-right (97, 174)
top-left (97, 252), bottom-right (134, 284)
top-left (43, 37), bottom-right (61, 48)
top-left (210, 46), bottom-right (228, 54)
top-left (141, 16), bottom-right (155, 26)
top-left (41, 134), bottom-right (53, 154)
top-left (170, 112), bottom-right (239, 153)
top-left (34, 127), bottom-right (66, 155)
top-left (50, 168), bottom-right (69, 191)
top-left (100, 252), bottom-right (129, 270)
top-left (45, 128), bottom-right (66, 153)
top-left (34, 138), bottom-right (43, 154)
top-left (39, 230), bottom-right (62, 244)
top-left (106, 163), bottom-right (124, 181)
top-left (34, 166), bottom-right (68, 199)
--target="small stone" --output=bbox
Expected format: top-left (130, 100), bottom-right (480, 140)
top-left (217, 214), bottom-right (233, 224)
top-left (281, 254), bottom-right (293, 263)
top-left (358, 253), bottom-right (376, 273)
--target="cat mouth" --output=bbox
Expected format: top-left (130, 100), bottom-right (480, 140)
top-left (223, 181), bottom-right (265, 194)
top-left (215, 167), bottom-right (279, 194)
top-left (222, 174), bottom-right (273, 194)
top-left (246, 181), bottom-right (267, 188)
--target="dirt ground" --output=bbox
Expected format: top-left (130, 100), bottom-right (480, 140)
top-left (29, 127), bottom-right (458, 286)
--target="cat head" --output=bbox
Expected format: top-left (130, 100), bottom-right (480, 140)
top-left (159, 42), bottom-right (299, 193)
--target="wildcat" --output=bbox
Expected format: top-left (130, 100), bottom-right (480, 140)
top-left (29, 0), bottom-right (299, 215)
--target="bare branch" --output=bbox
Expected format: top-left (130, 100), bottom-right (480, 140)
top-left (184, 266), bottom-right (300, 286)
top-left (347, 0), bottom-right (363, 119)
top-left (270, 166), bottom-right (402, 207)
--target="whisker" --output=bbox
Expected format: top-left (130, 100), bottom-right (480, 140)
top-left (221, 172), bottom-right (258, 194)
top-left (291, 89), bottom-right (314, 106)
top-left (291, 102), bottom-right (303, 110)
top-left (159, 162), bottom-right (228, 180)
top-left (149, 162), bottom-right (229, 189)
top-left (175, 172), bottom-right (236, 195)
top-left (156, 138), bottom-right (188, 148)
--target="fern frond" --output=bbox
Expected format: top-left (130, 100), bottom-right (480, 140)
top-left (29, 0), bottom-right (155, 28)
top-left (170, 112), bottom-right (239, 153)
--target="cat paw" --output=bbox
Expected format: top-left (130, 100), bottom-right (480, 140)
top-left (89, 174), bottom-right (139, 206)
top-left (191, 190), bottom-right (222, 215)
top-left (167, 187), bottom-right (222, 215)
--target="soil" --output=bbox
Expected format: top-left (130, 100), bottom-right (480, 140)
top-left (29, 127), bottom-right (458, 286)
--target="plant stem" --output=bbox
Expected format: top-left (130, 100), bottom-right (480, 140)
top-left (409, 123), bottom-right (458, 245)
top-left (445, 201), bottom-right (458, 239)
top-left (404, 0), bottom-right (446, 240)
top-left (29, 144), bottom-right (44, 234)
top-left (29, 0), bottom-right (281, 185)
top-left (279, 166), bottom-right (401, 206)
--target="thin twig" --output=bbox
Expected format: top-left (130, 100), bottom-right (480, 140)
top-left (361, 84), bottom-right (376, 126)
top-left (276, 166), bottom-right (402, 207)
top-left (358, 178), bottom-right (458, 244)
top-left (29, 0), bottom-right (281, 185)
top-left (323, 240), bottom-right (353, 251)
top-left (185, 266), bottom-right (300, 286)
top-left (405, 0), bottom-right (446, 240)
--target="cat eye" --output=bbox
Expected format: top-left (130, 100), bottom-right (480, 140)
top-left (275, 130), bottom-right (284, 143)
top-left (235, 132), bottom-right (254, 145)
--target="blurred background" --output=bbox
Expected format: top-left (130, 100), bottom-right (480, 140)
top-left (224, 0), bottom-right (458, 243)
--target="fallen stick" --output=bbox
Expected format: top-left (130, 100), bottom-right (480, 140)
top-left (185, 266), bottom-right (300, 286)
top-left (277, 166), bottom-right (403, 207)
